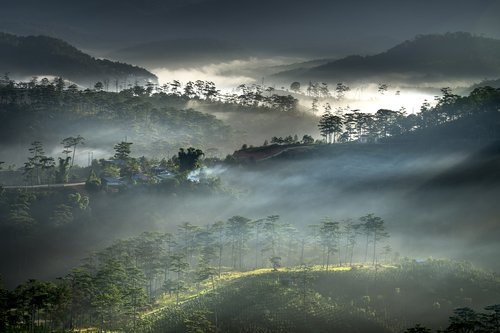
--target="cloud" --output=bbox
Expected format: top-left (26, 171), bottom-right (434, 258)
top-left (152, 57), bottom-right (303, 90)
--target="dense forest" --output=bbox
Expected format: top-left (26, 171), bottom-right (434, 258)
top-left (0, 75), bottom-right (306, 163)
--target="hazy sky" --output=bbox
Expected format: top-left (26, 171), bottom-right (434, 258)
top-left (1, 0), bottom-right (499, 57)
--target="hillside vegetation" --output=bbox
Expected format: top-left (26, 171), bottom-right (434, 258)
top-left (275, 33), bottom-right (500, 82)
top-left (0, 32), bottom-right (157, 86)
top-left (141, 260), bottom-right (500, 333)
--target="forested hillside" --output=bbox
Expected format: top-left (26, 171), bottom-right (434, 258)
top-left (275, 33), bottom-right (500, 82)
top-left (0, 32), bottom-right (156, 86)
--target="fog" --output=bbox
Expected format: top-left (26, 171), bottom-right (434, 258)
top-left (2, 138), bottom-right (499, 288)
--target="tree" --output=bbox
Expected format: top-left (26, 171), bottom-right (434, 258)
top-left (302, 135), bottom-right (314, 144)
top-left (122, 266), bottom-right (147, 330)
top-left (290, 81), bottom-right (301, 93)
top-left (261, 215), bottom-right (283, 262)
top-left (446, 307), bottom-right (481, 333)
top-left (183, 81), bottom-right (196, 98)
top-left (25, 141), bottom-right (47, 185)
top-left (195, 229), bottom-right (217, 289)
top-left (319, 217), bottom-right (339, 271)
top-left (378, 83), bottom-right (389, 95)
top-left (270, 256), bottom-right (282, 271)
top-left (177, 222), bottom-right (200, 267)
top-left (211, 221), bottom-right (226, 277)
top-left (375, 109), bottom-right (399, 138)
top-left (55, 157), bottom-right (71, 183)
top-left (226, 216), bottom-right (251, 270)
top-left (318, 107), bottom-right (342, 143)
top-left (134, 232), bottom-right (165, 301)
top-left (92, 259), bottom-right (127, 331)
top-left (318, 110), bottom-right (333, 143)
top-left (319, 82), bottom-right (330, 98)
top-left (169, 254), bottom-right (189, 304)
top-left (169, 80), bottom-right (181, 96)
top-left (113, 141), bottom-right (133, 161)
top-left (335, 82), bottom-right (350, 100)
top-left (94, 82), bottom-right (104, 91)
top-left (311, 98), bottom-right (319, 113)
top-left (61, 136), bottom-right (85, 168)
top-left (483, 304), bottom-right (500, 333)
top-left (360, 214), bottom-right (389, 265)
top-left (14, 279), bottom-right (55, 333)
top-left (203, 81), bottom-right (218, 100)
top-left (342, 219), bottom-right (361, 265)
top-left (178, 147), bottom-right (204, 173)
top-left (85, 169), bottom-right (101, 191)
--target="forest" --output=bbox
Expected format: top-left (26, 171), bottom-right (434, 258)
top-left (0, 76), bottom-right (499, 332)
top-left (1, 1), bottom-right (500, 332)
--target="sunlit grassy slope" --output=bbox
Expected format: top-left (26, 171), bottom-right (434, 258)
top-left (138, 260), bottom-right (500, 333)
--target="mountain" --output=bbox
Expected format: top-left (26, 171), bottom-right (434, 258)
top-left (274, 33), bottom-right (500, 83)
top-left (470, 78), bottom-right (500, 90)
top-left (107, 38), bottom-right (248, 68)
top-left (267, 58), bottom-right (334, 75)
top-left (0, 32), bottom-right (157, 86)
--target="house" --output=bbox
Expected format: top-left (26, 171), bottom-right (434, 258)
top-left (101, 176), bottom-right (126, 192)
top-left (151, 166), bottom-right (168, 174)
top-left (153, 171), bottom-right (176, 183)
top-left (131, 172), bottom-right (149, 183)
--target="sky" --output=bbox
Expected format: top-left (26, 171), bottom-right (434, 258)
top-left (1, 0), bottom-right (499, 57)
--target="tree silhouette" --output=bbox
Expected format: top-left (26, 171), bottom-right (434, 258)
top-left (61, 135), bottom-right (85, 168)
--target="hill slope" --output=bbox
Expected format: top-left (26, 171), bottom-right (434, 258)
top-left (141, 261), bottom-right (500, 333)
top-left (274, 33), bottom-right (500, 83)
top-left (0, 32), bottom-right (157, 86)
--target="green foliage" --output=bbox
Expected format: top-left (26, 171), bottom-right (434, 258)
top-left (178, 147), bottom-right (204, 173)
top-left (102, 163), bottom-right (121, 178)
top-left (85, 168), bottom-right (101, 191)
top-left (55, 156), bottom-right (70, 183)
top-left (114, 141), bottom-right (133, 161)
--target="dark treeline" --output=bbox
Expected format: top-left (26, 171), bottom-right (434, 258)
top-left (405, 305), bottom-right (500, 333)
top-left (0, 75), bottom-right (299, 114)
top-left (0, 213), bottom-right (392, 332)
top-left (0, 75), bottom-right (232, 155)
top-left (315, 87), bottom-right (500, 143)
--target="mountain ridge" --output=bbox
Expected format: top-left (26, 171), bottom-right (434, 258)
top-left (0, 32), bottom-right (157, 86)
top-left (274, 32), bottom-right (500, 83)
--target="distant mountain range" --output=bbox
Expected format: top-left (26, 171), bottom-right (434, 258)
top-left (107, 38), bottom-right (249, 68)
top-left (0, 32), bottom-right (157, 86)
top-left (274, 33), bottom-right (500, 83)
